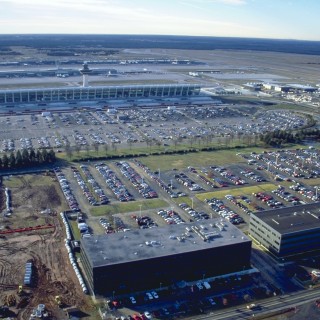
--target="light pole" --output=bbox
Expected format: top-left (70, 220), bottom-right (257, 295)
top-left (191, 197), bottom-right (194, 209)
top-left (202, 273), bottom-right (205, 281)
top-left (112, 290), bottom-right (115, 300)
top-left (158, 168), bottom-right (160, 179)
top-left (315, 186), bottom-right (319, 199)
top-left (160, 282), bottom-right (162, 290)
top-left (139, 204), bottom-right (142, 218)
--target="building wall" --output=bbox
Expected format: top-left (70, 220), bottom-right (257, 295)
top-left (81, 241), bottom-right (251, 295)
top-left (280, 228), bottom-right (320, 256)
top-left (249, 214), bottom-right (320, 257)
top-left (0, 84), bottom-right (201, 105)
top-left (249, 215), bottom-right (281, 254)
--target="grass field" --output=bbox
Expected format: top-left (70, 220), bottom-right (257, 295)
top-left (3, 173), bottom-right (54, 188)
top-left (196, 183), bottom-right (277, 201)
top-left (139, 149), bottom-right (248, 171)
top-left (90, 198), bottom-right (168, 216)
top-left (69, 219), bottom-right (81, 240)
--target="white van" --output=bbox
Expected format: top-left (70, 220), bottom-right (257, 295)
top-left (203, 281), bottom-right (211, 289)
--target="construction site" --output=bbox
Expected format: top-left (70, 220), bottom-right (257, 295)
top-left (0, 173), bottom-right (95, 320)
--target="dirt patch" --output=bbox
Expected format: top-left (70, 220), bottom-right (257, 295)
top-left (16, 184), bottom-right (61, 210)
top-left (0, 174), bottom-right (96, 319)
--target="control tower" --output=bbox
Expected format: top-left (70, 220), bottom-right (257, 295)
top-left (79, 62), bottom-right (92, 87)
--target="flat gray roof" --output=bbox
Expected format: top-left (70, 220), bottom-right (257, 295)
top-left (251, 202), bottom-right (320, 235)
top-left (81, 219), bottom-right (250, 268)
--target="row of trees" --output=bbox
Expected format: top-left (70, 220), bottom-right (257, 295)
top-left (299, 128), bottom-right (320, 140)
top-left (260, 127), bottom-right (320, 147)
top-left (0, 148), bottom-right (56, 170)
top-left (260, 130), bottom-right (301, 147)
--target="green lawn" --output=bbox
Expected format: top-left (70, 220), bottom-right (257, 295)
top-left (68, 219), bottom-right (81, 241)
top-left (139, 149), bottom-right (248, 171)
top-left (2, 173), bottom-right (53, 188)
top-left (2, 176), bottom-right (25, 188)
top-left (196, 183), bottom-right (277, 201)
top-left (90, 199), bottom-right (168, 216)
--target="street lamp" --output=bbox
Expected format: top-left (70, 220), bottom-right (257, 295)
top-left (160, 282), bottom-right (162, 290)
top-left (139, 204), bottom-right (142, 218)
top-left (191, 197), bottom-right (194, 209)
top-left (158, 168), bottom-right (161, 179)
top-left (202, 273), bottom-right (205, 281)
top-left (315, 186), bottom-right (319, 200)
top-left (112, 291), bottom-right (115, 300)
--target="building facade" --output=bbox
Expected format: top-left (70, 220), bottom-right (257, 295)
top-left (0, 84), bottom-right (201, 105)
top-left (249, 203), bottom-right (320, 257)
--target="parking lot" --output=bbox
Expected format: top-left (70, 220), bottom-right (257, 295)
top-left (51, 142), bottom-right (320, 243)
top-left (0, 104), bottom-right (309, 153)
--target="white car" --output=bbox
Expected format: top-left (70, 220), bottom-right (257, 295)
top-left (146, 292), bottom-right (153, 300)
top-left (196, 282), bottom-right (203, 290)
top-left (129, 296), bottom-right (136, 304)
top-left (151, 291), bottom-right (159, 299)
top-left (144, 311), bottom-right (152, 319)
top-left (311, 270), bottom-right (320, 277)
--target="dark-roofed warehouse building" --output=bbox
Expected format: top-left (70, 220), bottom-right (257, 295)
top-left (80, 219), bottom-right (251, 295)
top-left (249, 203), bottom-right (320, 258)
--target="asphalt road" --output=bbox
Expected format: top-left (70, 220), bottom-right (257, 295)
top-left (190, 286), bottom-right (320, 320)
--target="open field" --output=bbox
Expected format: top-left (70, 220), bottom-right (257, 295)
top-left (196, 183), bottom-right (277, 201)
top-left (138, 149), bottom-right (246, 171)
top-left (90, 198), bottom-right (168, 216)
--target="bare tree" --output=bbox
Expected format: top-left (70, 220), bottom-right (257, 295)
top-left (189, 136), bottom-right (195, 148)
top-left (92, 142), bottom-right (99, 154)
top-left (104, 143), bottom-right (109, 155)
top-left (111, 141), bottom-right (117, 152)
top-left (85, 143), bottom-right (90, 155)
top-left (64, 143), bottom-right (73, 159)
top-left (74, 144), bottom-right (81, 155)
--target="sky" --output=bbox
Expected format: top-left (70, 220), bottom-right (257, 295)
top-left (0, 0), bottom-right (319, 41)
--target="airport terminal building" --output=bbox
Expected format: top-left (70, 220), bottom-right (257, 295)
top-left (249, 203), bottom-right (320, 257)
top-left (0, 84), bottom-right (201, 105)
top-left (80, 219), bottom-right (252, 295)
